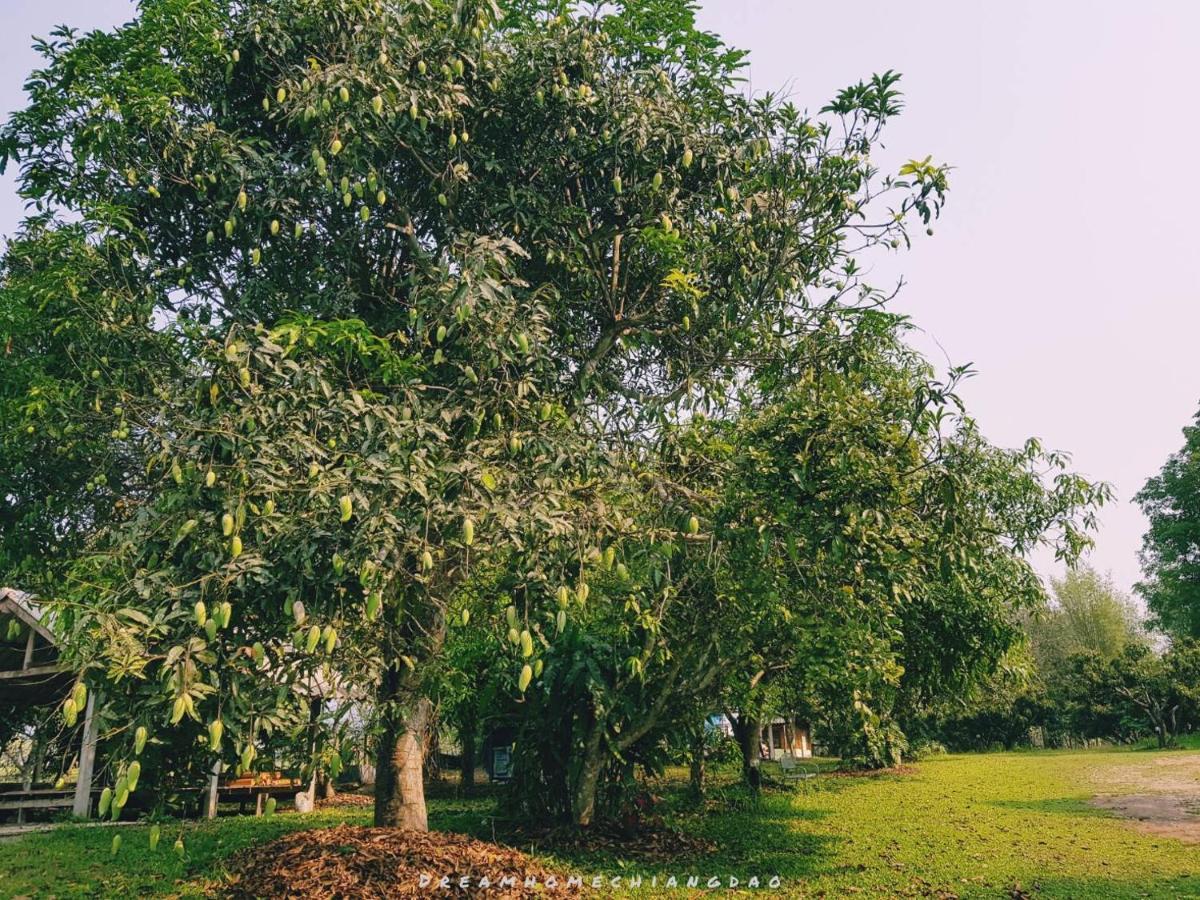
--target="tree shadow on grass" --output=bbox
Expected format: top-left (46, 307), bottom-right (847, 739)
top-left (986, 797), bottom-right (1111, 818)
top-left (1026, 874), bottom-right (1200, 899)
top-left (428, 781), bottom-right (847, 883)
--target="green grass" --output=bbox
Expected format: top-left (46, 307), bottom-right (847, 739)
top-left (2, 748), bottom-right (1199, 898)
top-left (660, 751), bottom-right (1200, 899)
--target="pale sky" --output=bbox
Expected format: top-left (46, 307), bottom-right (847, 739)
top-left (4, 1), bottom-right (1198, 600)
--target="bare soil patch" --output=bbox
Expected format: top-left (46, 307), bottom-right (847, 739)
top-left (1091, 793), bottom-right (1200, 843)
top-left (1089, 751), bottom-right (1200, 843)
top-left (219, 824), bottom-right (581, 898)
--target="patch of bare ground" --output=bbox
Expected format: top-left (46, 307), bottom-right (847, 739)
top-left (217, 824), bottom-right (582, 898)
top-left (1089, 750), bottom-right (1200, 843)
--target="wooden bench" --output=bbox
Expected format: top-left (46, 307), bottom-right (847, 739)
top-left (0, 788), bottom-right (74, 813)
top-left (0, 787), bottom-right (95, 824)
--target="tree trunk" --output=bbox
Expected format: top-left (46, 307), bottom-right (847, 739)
top-left (460, 716), bottom-right (477, 796)
top-left (571, 726), bottom-right (605, 827)
top-left (373, 666), bottom-right (433, 830)
top-left (424, 716), bottom-right (442, 783)
top-left (688, 729), bottom-right (705, 800)
top-left (689, 754), bottom-right (705, 800)
top-left (317, 772), bottom-right (336, 799)
top-left (730, 714), bottom-right (763, 791)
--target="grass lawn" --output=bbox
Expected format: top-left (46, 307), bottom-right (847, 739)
top-left (2, 747), bottom-right (1198, 898)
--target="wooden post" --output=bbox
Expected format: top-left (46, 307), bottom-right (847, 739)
top-left (255, 791), bottom-right (264, 817)
top-left (72, 692), bottom-right (99, 818)
top-left (766, 721), bottom-right (775, 759)
top-left (206, 760), bottom-right (222, 819)
top-left (22, 628), bottom-right (35, 670)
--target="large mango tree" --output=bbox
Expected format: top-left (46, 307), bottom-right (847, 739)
top-left (1, 0), bottom-right (945, 828)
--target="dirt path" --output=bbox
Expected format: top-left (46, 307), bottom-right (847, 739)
top-left (1089, 751), bottom-right (1200, 843)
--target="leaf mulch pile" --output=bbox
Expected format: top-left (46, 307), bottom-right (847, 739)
top-left (315, 792), bottom-right (374, 809)
top-left (219, 824), bottom-right (581, 899)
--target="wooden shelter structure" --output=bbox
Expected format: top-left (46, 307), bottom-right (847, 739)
top-left (0, 587), bottom-right (98, 822)
top-left (764, 715), bottom-right (813, 760)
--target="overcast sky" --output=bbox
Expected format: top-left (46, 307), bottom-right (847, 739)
top-left (3, 1), bottom-right (1198, 601)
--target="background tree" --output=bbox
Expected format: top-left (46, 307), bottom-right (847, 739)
top-left (1025, 566), bottom-right (1145, 677)
top-left (1136, 406), bottom-right (1200, 638)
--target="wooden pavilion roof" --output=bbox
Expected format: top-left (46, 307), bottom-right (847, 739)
top-left (0, 588), bottom-right (72, 706)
